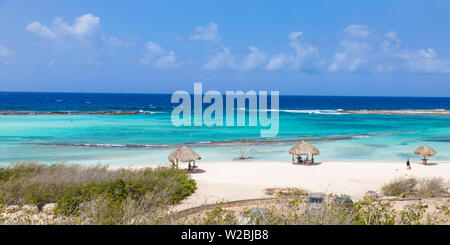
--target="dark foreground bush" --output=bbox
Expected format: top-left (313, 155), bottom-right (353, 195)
top-left (0, 163), bottom-right (196, 216)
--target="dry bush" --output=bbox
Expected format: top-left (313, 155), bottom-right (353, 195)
top-left (265, 188), bottom-right (308, 196)
top-left (381, 177), bottom-right (448, 198)
top-left (0, 162), bottom-right (196, 223)
top-left (416, 178), bottom-right (448, 198)
top-left (381, 178), bottom-right (418, 197)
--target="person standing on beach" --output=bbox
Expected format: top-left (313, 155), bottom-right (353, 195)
top-left (406, 159), bottom-right (411, 170)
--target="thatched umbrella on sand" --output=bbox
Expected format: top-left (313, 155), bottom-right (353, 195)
top-left (288, 141), bottom-right (320, 165)
top-left (414, 145), bottom-right (436, 165)
top-left (168, 146), bottom-right (201, 172)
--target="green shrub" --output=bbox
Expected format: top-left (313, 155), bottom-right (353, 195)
top-left (201, 206), bottom-right (239, 225)
top-left (0, 163), bottom-right (197, 216)
top-left (381, 178), bottom-right (418, 197)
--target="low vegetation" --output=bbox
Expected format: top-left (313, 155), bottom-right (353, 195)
top-left (0, 162), bottom-right (196, 223)
top-left (178, 195), bottom-right (449, 225)
top-left (1, 165), bottom-right (449, 225)
top-left (381, 177), bottom-right (448, 198)
top-left (264, 187), bottom-right (309, 196)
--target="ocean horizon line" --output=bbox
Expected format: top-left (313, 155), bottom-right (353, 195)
top-left (1, 91), bottom-right (450, 99)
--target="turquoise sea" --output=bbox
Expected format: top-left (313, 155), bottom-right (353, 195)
top-left (1, 92), bottom-right (449, 166)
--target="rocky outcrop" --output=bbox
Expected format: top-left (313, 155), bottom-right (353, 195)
top-left (4, 205), bottom-right (19, 213)
top-left (0, 204), bottom-right (69, 225)
top-left (42, 203), bottom-right (58, 215)
top-left (22, 204), bottom-right (39, 214)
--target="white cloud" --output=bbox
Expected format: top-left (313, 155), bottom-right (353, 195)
top-left (328, 52), bottom-right (365, 72)
top-left (27, 14), bottom-right (101, 44)
top-left (173, 35), bottom-right (185, 43)
top-left (380, 31), bottom-right (401, 52)
top-left (328, 41), bottom-right (371, 72)
top-left (241, 47), bottom-right (266, 71)
top-left (344, 24), bottom-right (370, 38)
top-left (191, 23), bottom-right (450, 74)
top-left (201, 44), bottom-right (267, 71)
top-left (329, 25), bottom-right (450, 74)
top-left (140, 41), bottom-right (165, 65)
top-left (266, 31), bottom-right (323, 72)
top-left (26, 14), bottom-right (120, 64)
top-left (398, 48), bottom-right (450, 73)
top-left (193, 28), bottom-right (321, 72)
top-left (328, 25), bottom-right (373, 72)
top-left (106, 37), bottom-right (136, 47)
top-left (53, 14), bottom-right (100, 41)
top-left (289, 35), bottom-right (323, 70)
top-left (190, 22), bottom-right (220, 42)
top-left (417, 48), bottom-right (437, 59)
top-left (141, 42), bottom-right (179, 69)
top-left (190, 22), bottom-right (232, 70)
top-left (146, 41), bottom-right (164, 55)
top-left (203, 47), bottom-right (235, 70)
top-left (289, 31), bottom-right (303, 40)
top-left (0, 44), bottom-right (14, 64)
top-left (155, 51), bottom-right (179, 69)
top-left (190, 22), bottom-right (266, 71)
top-left (266, 54), bottom-right (289, 71)
top-left (26, 22), bottom-right (58, 39)
top-left (0, 44), bottom-right (12, 57)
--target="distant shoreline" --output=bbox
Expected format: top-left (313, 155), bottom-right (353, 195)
top-left (340, 109), bottom-right (450, 115)
top-left (0, 110), bottom-right (153, 116)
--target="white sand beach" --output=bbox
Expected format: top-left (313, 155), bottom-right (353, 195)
top-left (174, 160), bottom-right (450, 210)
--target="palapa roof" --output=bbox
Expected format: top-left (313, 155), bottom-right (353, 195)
top-left (168, 146), bottom-right (201, 163)
top-left (289, 141), bottom-right (320, 156)
top-left (414, 145), bottom-right (436, 157)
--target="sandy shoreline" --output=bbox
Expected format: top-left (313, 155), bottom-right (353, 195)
top-left (171, 160), bottom-right (450, 211)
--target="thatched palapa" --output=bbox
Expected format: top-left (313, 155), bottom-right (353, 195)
top-left (289, 141), bottom-right (320, 164)
top-left (168, 146), bottom-right (201, 171)
top-left (414, 145), bottom-right (436, 164)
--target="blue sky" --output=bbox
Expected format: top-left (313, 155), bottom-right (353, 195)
top-left (1, 0), bottom-right (450, 96)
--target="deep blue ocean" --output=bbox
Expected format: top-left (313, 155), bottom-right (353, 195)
top-left (2, 92), bottom-right (450, 112)
top-left (1, 92), bottom-right (449, 166)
